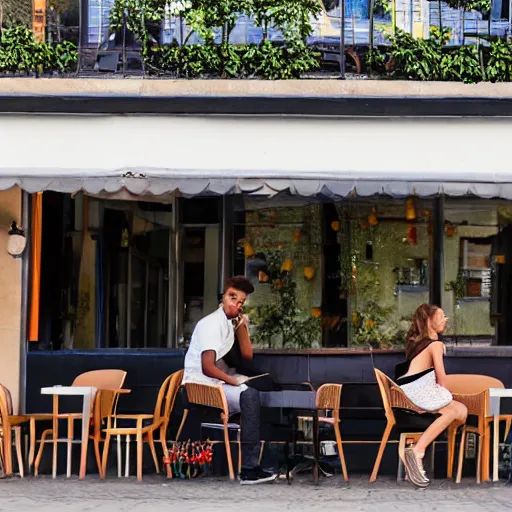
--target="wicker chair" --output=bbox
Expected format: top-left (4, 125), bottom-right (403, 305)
top-left (177, 382), bottom-right (237, 480)
top-left (444, 374), bottom-right (504, 483)
top-left (315, 383), bottom-right (349, 481)
top-left (371, 369), bottom-right (454, 483)
top-left (101, 370), bottom-right (183, 481)
top-left (32, 369), bottom-right (127, 478)
top-left (0, 384), bottom-right (30, 477)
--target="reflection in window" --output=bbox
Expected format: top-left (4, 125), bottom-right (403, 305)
top-left (443, 202), bottom-right (497, 345)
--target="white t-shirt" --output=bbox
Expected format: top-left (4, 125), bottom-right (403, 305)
top-left (183, 306), bottom-right (238, 386)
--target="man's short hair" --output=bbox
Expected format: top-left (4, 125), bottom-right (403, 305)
top-left (224, 276), bottom-right (254, 295)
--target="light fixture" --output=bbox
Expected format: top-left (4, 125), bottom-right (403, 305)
top-left (7, 221), bottom-right (26, 258)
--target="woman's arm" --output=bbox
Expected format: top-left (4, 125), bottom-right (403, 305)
top-left (431, 341), bottom-right (448, 388)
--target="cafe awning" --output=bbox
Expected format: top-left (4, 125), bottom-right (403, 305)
top-left (2, 114), bottom-right (512, 199)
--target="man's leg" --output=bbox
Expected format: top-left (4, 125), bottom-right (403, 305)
top-left (239, 387), bottom-right (261, 470)
top-left (221, 384), bottom-right (260, 466)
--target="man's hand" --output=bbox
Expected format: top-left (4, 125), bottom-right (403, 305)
top-left (235, 314), bottom-right (249, 331)
top-left (235, 375), bottom-right (249, 385)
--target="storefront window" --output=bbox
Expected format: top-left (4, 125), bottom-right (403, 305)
top-left (240, 198), bottom-right (433, 350)
top-left (442, 201), bottom-right (498, 345)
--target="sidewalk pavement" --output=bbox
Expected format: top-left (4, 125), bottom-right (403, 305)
top-left (0, 475), bottom-right (510, 512)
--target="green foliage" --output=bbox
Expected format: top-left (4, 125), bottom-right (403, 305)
top-left (247, 250), bottom-right (321, 349)
top-left (248, 0), bottom-right (321, 43)
top-left (387, 27), bottom-right (450, 81)
top-left (0, 25), bottom-right (36, 74)
top-left (110, 0), bottom-right (165, 57)
top-left (351, 300), bottom-right (403, 348)
top-left (148, 40), bottom-right (319, 79)
top-left (486, 39), bottom-right (512, 82)
top-left (440, 45), bottom-right (483, 84)
top-left (116, 0), bottom-right (319, 79)
top-left (0, 25), bottom-right (77, 76)
top-left (444, 0), bottom-right (491, 11)
top-left (378, 27), bottom-right (483, 83)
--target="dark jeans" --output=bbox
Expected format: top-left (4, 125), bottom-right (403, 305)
top-left (240, 387), bottom-right (261, 470)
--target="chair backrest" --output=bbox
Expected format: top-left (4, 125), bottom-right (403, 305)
top-left (374, 368), bottom-right (425, 422)
top-left (73, 370), bottom-right (127, 424)
top-left (72, 369), bottom-right (127, 389)
top-left (316, 383), bottom-right (342, 417)
top-left (374, 369), bottom-right (395, 422)
top-left (184, 383), bottom-right (229, 415)
top-left (162, 370), bottom-right (184, 422)
top-left (152, 374), bottom-right (173, 422)
top-left (0, 384), bottom-right (13, 425)
top-left (444, 374), bottom-right (504, 394)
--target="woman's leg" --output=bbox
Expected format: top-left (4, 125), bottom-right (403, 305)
top-left (413, 401), bottom-right (468, 458)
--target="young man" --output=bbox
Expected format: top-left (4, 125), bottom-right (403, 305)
top-left (182, 276), bottom-right (277, 485)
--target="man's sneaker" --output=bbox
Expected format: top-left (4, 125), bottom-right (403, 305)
top-left (239, 467), bottom-right (278, 485)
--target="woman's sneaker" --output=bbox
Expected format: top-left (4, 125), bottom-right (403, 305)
top-left (403, 447), bottom-right (430, 488)
top-left (239, 467), bottom-right (278, 485)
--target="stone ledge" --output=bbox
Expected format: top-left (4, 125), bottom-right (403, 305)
top-left (2, 77), bottom-right (512, 98)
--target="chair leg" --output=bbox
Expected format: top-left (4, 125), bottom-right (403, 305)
top-left (14, 427), bottom-right (24, 478)
top-left (160, 427), bottom-right (172, 479)
top-left (258, 441), bottom-right (265, 466)
top-left (476, 434), bottom-right (482, 484)
top-left (147, 430), bottom-right (160, 473)
top-left (94, 438), bottom-right (102, 478)
top-left (125, 435), bottom-right (130, 478)
top-left (446, 423), bottom-right (458, 479)
top-left (455, 428), bottom-right (466, 484)
top-left (482, 424), bottom-right (490, 482)
top-left (117, 435), bottom-right (122, 478)
top-left (28, 417), bottom-right (36, 474)
top-left (334, 422), bottom-right (349, 481)
top-left (101, 433), bottom-right (112, 480)
top-left (237, 431), bottom-right (242, 476)
top-left (176, 409), bottom-right (188, 441)
top-left (370, 422), bottom-right (392, 483)
top-left (66, 417), bottom-right (74, 479)
top-left (3, 423), bottom-right (13, 476)
top-left (136, 430), bottom-right (143, 482)
top-left (505, 418), bottom-right (511, 443)
top-left (223, 422), bottom-right (235, 481)
top-left (34, 428), bottom-right (52, 477)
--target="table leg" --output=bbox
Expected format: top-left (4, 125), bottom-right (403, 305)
top-left (493, 415), bottom-right (499, 482)
top-left (52, 395), bottom-right (58, 479)
top-left (79, 390), bottom-right (92, 479)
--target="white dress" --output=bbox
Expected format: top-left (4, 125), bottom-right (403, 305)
top-left (397, 368), bottom-right (453, 412)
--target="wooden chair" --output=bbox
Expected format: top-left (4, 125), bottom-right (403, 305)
top-left (316, 383), bottom-right (349, 481)
top-left (371, 369), bottom-right (452, 483)
top-left (176, 382), bottom-right (236, 480)
top-left (444, 374), bottom-right (504, 483)
top-left (32, 369), bottom-right (127, 477)
top-left (101, 370), bottom-right (183, 481)
top-left (0, 384), bottom-right (30, 477)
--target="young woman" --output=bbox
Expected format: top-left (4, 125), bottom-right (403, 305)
top-left (395, 304), bottom-right (468, 487)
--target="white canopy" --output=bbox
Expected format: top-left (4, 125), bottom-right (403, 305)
top-left (2, 114), bottom-right (512, 199)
